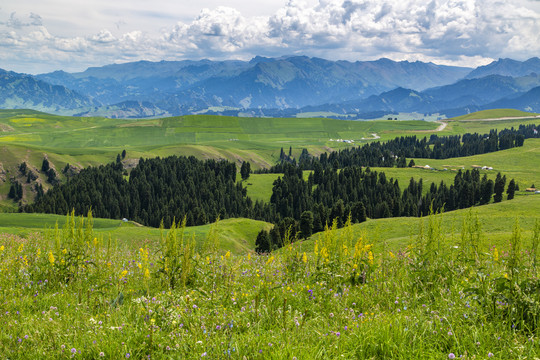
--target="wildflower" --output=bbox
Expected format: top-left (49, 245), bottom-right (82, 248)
top-left (488, 353), bottom-right (494, 358)
top-left (126, 353), bottom-right (130, 358)
top-left (389, 251), bottom-right (396, 259)
top-left (266, 256), bottom-right (274, 265)
top-left (225, 251), bottom-right (231, 259)
top-left (448, 354), bottom-right (455, 359)
top-left (493, 247), bottom-right (499, 262)
top-left (48, 251), bottom-right (55, 266)
top-left (144, 268), bottom-right (150, 279)
top-left (0, 245), bottom-right (4, 252)
top-left (119, 270), bottom-right (128, 279)
top-left (368, 251), bottom-right (374, 265)
top-left (71, 348), bottom-right (77, 354)
top-left (99, 352), bottom-right (105, 357)
top-left (302, 252), bottom-right (307, 263)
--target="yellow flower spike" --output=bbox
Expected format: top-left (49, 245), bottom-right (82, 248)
top-left (302, 252), bottom-right (307, 263)
top-left (18, 243), bottom-right (24, 252)
top-left (144, 268), bottom-right (150, 279)
top-left (493, 248), bottom-right (499, 262)
top-left (137, 263), bottom-right (142, 269)
top-left (368, 251), bottom-right (374, 265)
top-left (225, 251), bottom-right (231, 259)
top-left (266, 256), bottom-right (274, 265)
top-left (389, 251), bottom-right (395, 259)
top-left (36, 248), bottom-right (41, 257)
top-left (48, 251), bottom-right (55, 266)
top-left (120, 270), bottom-right (128, 279)
top-left (0, 245), bottom-right (4, 252)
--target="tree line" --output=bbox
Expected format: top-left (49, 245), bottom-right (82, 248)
top-left (258, 125), bottom-right (539, 173)
top-left (254, 162), bottom-right (515, 252)
top-left (25, 156), bottom-right (252, 228)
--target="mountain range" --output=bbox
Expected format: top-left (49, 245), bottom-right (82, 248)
top-left (1, 56), bottom-right (540, 119)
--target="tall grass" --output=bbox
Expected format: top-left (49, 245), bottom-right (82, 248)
top-left (0, 211), bottom-right (539, 358)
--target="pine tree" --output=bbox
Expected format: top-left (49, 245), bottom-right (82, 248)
top-left (493, 172), bottom-right (506, 203)
top-left (122, 149), bottom-right (127, 159)
top-left (506, 179), bottom-right (516, 200)
top-left (299, 211), bottom-right (314, 239)
top-left (408, 159), bottom-right (415, 167)
top-left (240, 161), bottom-right (251, 181)
top-left (41, 158), bottom-right (50, 172)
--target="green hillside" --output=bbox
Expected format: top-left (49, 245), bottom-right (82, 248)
top-left (0, 213), bottom-right (272, 254)
top-left (452, 108), bottom-right (539, 120)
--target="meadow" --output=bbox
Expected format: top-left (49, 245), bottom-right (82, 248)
top-left (1, 109), bottom-right (540, 358)
top-left (1, 209), bottom-right (539, 359)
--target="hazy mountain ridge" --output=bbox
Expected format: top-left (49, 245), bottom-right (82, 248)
top-left (35, 56), bottom-right (471, 111)
top-left (0, 69), bottom-right (95, 113)
top-left (2, 56), bottom-right (540, 118)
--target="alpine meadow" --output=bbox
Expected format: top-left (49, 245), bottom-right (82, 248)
top-left (3, 0), bottom-right (540, 359)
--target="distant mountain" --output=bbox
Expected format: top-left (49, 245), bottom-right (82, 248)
top-left (486, 86), bottom-right (540, 113)
top-left (0, 69), bottom-right (95, 113)
top-left (6, 56), bottom-right (540, 119)
top-left (37, 56), bottom-right (471, 113)
top-left (466, 57), bottom-right (540, 79)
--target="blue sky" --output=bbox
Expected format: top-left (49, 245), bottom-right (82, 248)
top-left (1, 0), bottom-right (540, 74)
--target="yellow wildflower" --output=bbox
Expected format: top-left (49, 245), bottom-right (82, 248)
top-left (48, 251), bottom-right (55, 266)
top-left (137, 262), bottom-right (142, 269)
top-left (493, 248), bottom-right (499, 262)
top-left (18, 243), bottom-right (24, 252)
top-left (0, 245), bottom-right (4, 252)
top-left (144, 268), bottom-right (150, 279)
top-left (389, 251), bottom-right (395, 259)
top-left (266, 256), bottom-right (274, 265)
top-left (302, 252), bottom-right (307, 263)
top-left (368, 251), bottom-right (374, 265)
top-left (120, 270), bottom-right (128, 279)
top-left (225, 250), bottom-right (231, 259)
top-left (247, 253), bottom-right (251, 260)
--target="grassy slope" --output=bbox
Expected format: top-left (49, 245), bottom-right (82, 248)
top-left (452, 109), bottom-right (539, 120)
top-left (1, 109), bottom-right (540, 254)
top-left (0, 213), bottom-right (273, 254)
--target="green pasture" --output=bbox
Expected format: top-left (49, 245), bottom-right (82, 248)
top-left (0, 212), bottom-right (272, 254)
top-left (452, 109), bottom-right (539, 120)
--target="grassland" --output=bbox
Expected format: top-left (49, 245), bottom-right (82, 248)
top-left (1, 109), bottom-right (540, 358)
top-left (452, 109), bottom-right (539, 120)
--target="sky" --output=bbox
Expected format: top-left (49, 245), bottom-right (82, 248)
top-left (1, 0), bottom-right (540, 74)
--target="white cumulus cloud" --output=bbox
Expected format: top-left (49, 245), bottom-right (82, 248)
top-left (0, 0), bottom-right (539, 73)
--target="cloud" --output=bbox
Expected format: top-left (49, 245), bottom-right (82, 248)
top-left (1, 0), bottom-right (540, 73)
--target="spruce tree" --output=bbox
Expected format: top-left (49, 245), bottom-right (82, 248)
top-left (506, 179), bottom-right (516, 200)
top-left (299, 211), bottom-right (314, 239)
top-left (493, 172), bottom-right (506, 203)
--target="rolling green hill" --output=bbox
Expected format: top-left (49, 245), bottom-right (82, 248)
top-left (452, 108), bottom-right (539, 120)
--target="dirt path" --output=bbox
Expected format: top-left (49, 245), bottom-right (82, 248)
top-left (361, 133), bottom-right (381, 140)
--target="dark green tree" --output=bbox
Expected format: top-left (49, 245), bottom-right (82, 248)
top-left (240, 161), bottom-right (251, 181)
top-left (41, 158), bottom-right (50, 172)
top-left (408, 159), bottom-right (415, 167)
top-left (122, 149), bottom-right (127, 159)
top-left (255, 230), bottom-right (271, 253)
top-left (493, 172), bottom-right (506, 203)
top-left (19, 162), bottom-right (27, 175)
top-left (299, 211), bottom-right (314, 239)
top-left (506, 179), bottom-right (516, 200)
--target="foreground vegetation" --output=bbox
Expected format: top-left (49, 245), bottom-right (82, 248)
top-left (1, 210), bottom-right (540, 359)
